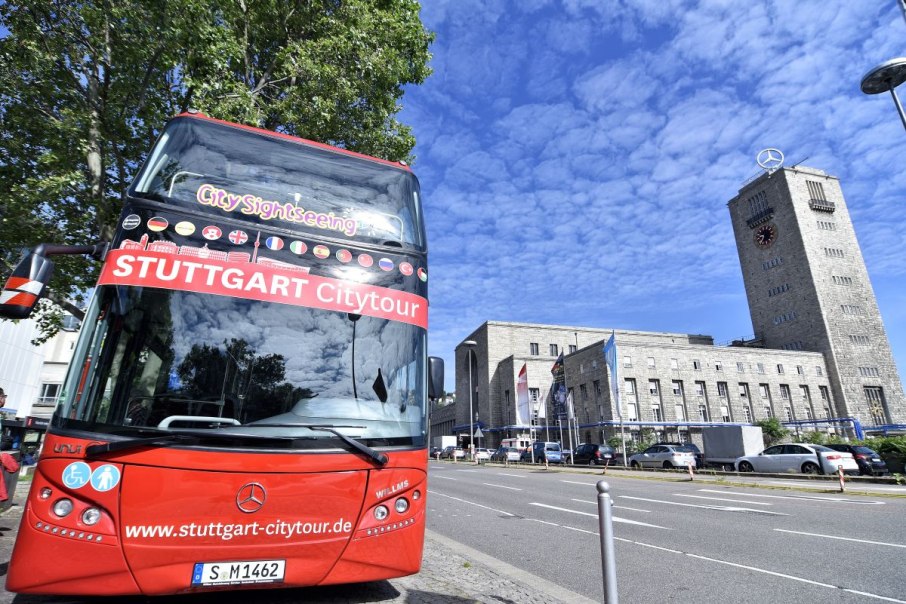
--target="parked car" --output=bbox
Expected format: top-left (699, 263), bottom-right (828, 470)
top-left (475, 448), bottom-right (492, 462)
top-left (628, 444), bottom-right (697, 469)
top-left (440, 445), bottom-right (465, 460)
top-left (429, 446), bottom-right (443, 458)
top-left (823, 444), bottom-right (888, 476)
top-left (655, 441), bottom-right (704, 469)
top-left (491, 446), bottom-right (521, 463)
top-left (573, 443), bottom-right (615, 466)
top-left (527, 441), bottom-right (563, 464)
top-left (735, 443), bottom-right (859, 475)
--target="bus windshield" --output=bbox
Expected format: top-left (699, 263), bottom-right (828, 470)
top-left (54, 283), bottom-right (426, 445)
top-left (130, 116), bottom-right (424, 250)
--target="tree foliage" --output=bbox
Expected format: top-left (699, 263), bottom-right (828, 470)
top-left (0, 0), bottom-right (433, 336)
top-left (754, 417), bottom-right (789, 446)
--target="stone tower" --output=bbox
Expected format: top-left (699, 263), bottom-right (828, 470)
top-left (727, 163), bottom-right (905, 425)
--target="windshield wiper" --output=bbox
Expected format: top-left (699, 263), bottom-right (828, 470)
top-left (86, 434), bottom-right (201, 458)
top-left (250, 423), bottom-right (388, 466)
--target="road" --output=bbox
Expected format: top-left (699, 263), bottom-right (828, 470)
top-left (427, 462), bottom-right (906, 602)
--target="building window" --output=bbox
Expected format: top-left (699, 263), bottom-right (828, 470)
top-left (841, 305), bottom-right (865, 315)
top-left (698, 404), bottom-right (709, 421)
top-left (768, 283), bottom-right (790, 297)
top-left (737, 362), bottom-right (745, 373)
top-left (580, 384), bottom-right (588, 401)
top-left (651, 405), bottom-right (662, 422)
top-left (777, 364), bottom-right (784, 374)
top-left (764, 404), bottom-right (773, 419)
top-left (720, 405), bottom-right (731, 422)
top-left (717, 382), bottom-right (728, 398)
top-left (530, 343), bottom-right (539, 356)
top-left (627, 402), bottom-right (638, 421)
top-left (593, 380), bottom-right (601, 397)
top-left (694, 382), bottom-right (705, 397)
top-left (623, 355), bottom-right (632, 368)
top-left (742, 405), bottom-right (752, 423)
top-left (762, 257), bottom-right (783, 270)
top-left (625, 379), bottom-right (636, 395)
top-left (670, 358), bottom-right (679, 370)
top-left (849, 335), bottom-right (871, 345)
top-left (824, 247), bottom-right (845, 258)
top-left (738, 383), bottom-right (749, 398)
top-left (550, 343), bottom-right (558, 356)
top-left (529, 388), bottom-right (540, 405)
top-left (784, 406), bottom-right (794, 421)
top-left (865, 387), bottom-right (888, 425)
top-left (819, 386), bottom-right (830, 403)
top-left (816, 366), bottom-right (824, 377)
top-left (672, 380), bottom-right (683, 396)
top-left (796, 365), bottom-right (804, 375)
top-left (714, 360), bottom-right (723, 371)
top-left (817, 220), bottom-right (837, 230)
top-left (858, 367), bottom-right (880, 378)
top-left (759, 384), bottom-right (770, 398)
top-left (648, 380), bottom-right (660, 396)
top-left (757, 363), bottom-right (765, 374)
top-left (647, 356), bottom-right (656, 369)
top-left (807, 180), bottom-right (827, 201)
top-left (675, 403), bottom-right (686, 421)
top-left (38, 383), bottom-right (62, 406)
top-left (693, 359), bottom-right (701, 370)
top-left (804, 406), bottom-right (813, 420)
top-left (780, 385), bottom-right (791, 400)
top-left (832, 275), bottom-right (854, 286)
top-left (568, 344), bottom-right (577, 354)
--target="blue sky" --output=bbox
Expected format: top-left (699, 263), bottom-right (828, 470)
top-left (399, 1), bottom-right (906, 390)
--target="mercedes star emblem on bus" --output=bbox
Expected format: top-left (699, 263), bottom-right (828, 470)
top-left (236, 483), bottom-right (267, 513)
top-left (757, 148), bottom-right (784, 172)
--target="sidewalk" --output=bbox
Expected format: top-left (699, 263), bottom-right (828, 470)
top-left (0, 479), bottom-right (594, 604)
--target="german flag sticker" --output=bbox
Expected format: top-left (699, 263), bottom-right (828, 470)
top-left (148, 217), bottom-right (169, 232)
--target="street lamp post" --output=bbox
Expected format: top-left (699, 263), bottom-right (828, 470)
top-left (463, 340), bottom-right (477, 461)
top-left (861, 57), bottom-right (906, 132)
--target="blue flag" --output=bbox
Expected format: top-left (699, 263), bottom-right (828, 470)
top-left (603, 332), bottom-right (621, 420)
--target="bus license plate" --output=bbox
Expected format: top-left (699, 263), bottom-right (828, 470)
top-left (192, 560), bottom-right (285, 586)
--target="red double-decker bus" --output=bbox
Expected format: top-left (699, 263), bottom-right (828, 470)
top-left (0, 112), bottom-right (443, 595)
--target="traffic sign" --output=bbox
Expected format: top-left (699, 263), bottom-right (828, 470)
top-left (473, 428), bottom-right (483, 438)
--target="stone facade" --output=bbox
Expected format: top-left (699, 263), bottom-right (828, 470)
top-left (727, 166), bottom-right (905, 424)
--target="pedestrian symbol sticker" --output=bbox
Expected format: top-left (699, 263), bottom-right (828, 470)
top-left (62, 462), bottom-right (91, 490)
top-left (90, 464), bottom-right (121, 492)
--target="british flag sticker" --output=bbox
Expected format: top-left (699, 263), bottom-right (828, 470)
top-left (228, 230), bottom-right (248, 245)
top-left (202, 226), bottom-right (222, 241)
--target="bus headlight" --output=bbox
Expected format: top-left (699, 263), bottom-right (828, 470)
top-left (81, 507), bottom-right (101, 526)
top-left (373, 505), bottom-right (389, 521)
top-left (394, 498), bottom-right (409, 514)
top-left (52, 498), bottom-right (74, 518)
top-left (40, 487), bottom-right (53, 500)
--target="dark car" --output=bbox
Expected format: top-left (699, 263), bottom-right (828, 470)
top-left (573, 443), bottom-right (615, 466)
top-left (655, 442), bottom-right (704, 469)
top-left (824, 444), bottom-right (888, 475)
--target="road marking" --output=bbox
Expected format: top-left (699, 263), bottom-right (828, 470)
top-left (620, 495), bottom-right (789, 516)
top-left (561, 480), bottom-right (597, 486)
top-left (698, 488), bottom-right (884, 505)
top-left (457, 469), bottom-right (480, 473)
top-left (674, 493), bottom-right (772, 506)
top-left (774, 528), bottom-right (906, 549)
top-left (432, 475), bottom-right (457, 480)
top-left (570, 498), bottom-right (651, 513)
top-left (764, 480), bottom-right (905, 492)
top-left (528, 502), bottom-right (670, 529)
top-left (428, 490), bottom-right (516, 516)
top-left (613, 537), bottom-right (906, 603)
top-left (497, 473), bottom-right (525, 478)
top-left (482, 482), bottom-right (522, 491)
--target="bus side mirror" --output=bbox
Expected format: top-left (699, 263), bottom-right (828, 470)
top-left (0, 248), bottom-right (55, 319)
top-left (428, 356), bottom-right (444, 400)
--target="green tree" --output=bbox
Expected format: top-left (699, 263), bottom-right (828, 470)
top-left (754, 417), bottom-right (789, 447)
top-left (0, 0), bottom-right (433, 336)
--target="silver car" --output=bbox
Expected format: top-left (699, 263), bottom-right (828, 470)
top-left (628, 444), bottom-right (697, 469)
top-left (735, 443), bottom-right (859, 474)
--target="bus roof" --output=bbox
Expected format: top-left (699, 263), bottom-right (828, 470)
top-left (174, 111), bottom-right (413, 173)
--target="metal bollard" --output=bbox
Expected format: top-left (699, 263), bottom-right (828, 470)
top-left (838, 465), bottom-right (845, 493)
top-left (596, 481), bottom-right (619, 604)
top-left (687, 462), bottom-right (694, 481)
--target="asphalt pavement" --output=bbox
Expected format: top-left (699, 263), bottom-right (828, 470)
top-left (0, 477), bottom-right (593, 604)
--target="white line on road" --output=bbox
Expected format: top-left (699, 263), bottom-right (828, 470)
top-left (620, 495), bottom-right (789, 516)
top-left (570, 498), bottom-right (652, 513)
top-left (674, 493), bottom-right (773, 506)
top-left (482, 482), bottom-right (522, 491)
top-left (428, 490), bottom-right (515, 516)
top-left (497, 473), bottom-right (525, 478)
top-left (774, 528), bottom-right (906, 549)
top-left (561, 480), bottom-right (597, 486)
top-left (764, 480), bottom-right (905, 492)
top-left (528, 502), bottom-right (670, 529)
top-left (613, 536), bottom-right (906, 603)
top-left (432, 475), bottom-right (457, 480)
top-left (457, 469), bottom-right (480, 473)
top-left (698, 489), bottom-right (884, 505)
